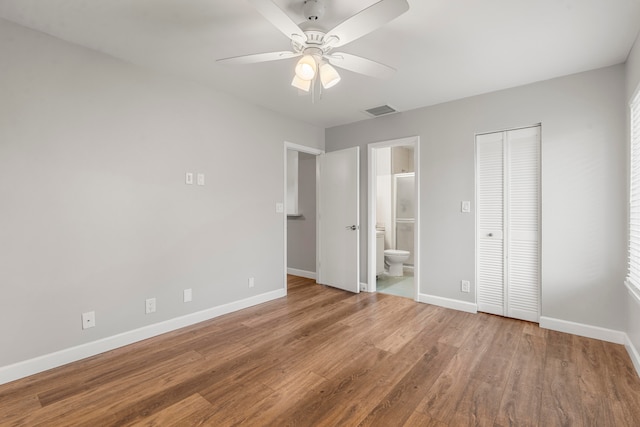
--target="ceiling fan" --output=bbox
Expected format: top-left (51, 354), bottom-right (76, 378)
top-left (217, 0), bottom-right (410, 96)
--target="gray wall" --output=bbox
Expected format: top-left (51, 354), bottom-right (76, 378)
top-left (326, 65), bottom-right (627, 332)
top-left (626, 31), bottom-right (640, 360)
top-left (0, 19), bottom-right (323, 367)
top-left (287, 153), bottom-right (317, 273)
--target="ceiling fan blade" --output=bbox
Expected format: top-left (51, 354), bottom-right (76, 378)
top-left (324, 0), bottom-right (409, 48)
top-left (327, 52), bottom-right (396, 79)
top-left (217, 51), bottom-right (300, 65)
top-left (247, 0), bottom-right (305, 42)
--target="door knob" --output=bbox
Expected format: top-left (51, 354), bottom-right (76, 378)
top-left (346, 225), bottom-right (357, 230)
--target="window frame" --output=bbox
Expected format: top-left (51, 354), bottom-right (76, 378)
top-left (627, 87), bottom-right (640, 303)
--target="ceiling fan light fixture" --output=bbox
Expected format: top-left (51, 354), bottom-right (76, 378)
top-left (291, 74), bottom-right (311, 92)
top-left (221, 0), bottom-right (410, 101)
top-left (295, 55), bottom-right (317, 80)
top-left (320, 62), bottom-right (341, 89)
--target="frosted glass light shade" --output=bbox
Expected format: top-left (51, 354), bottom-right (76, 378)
top-left (291, 74), bottom-right (311, 92)
top-left (320, 63), bottom-right (341, 89)
top-left (295, 55), bottom-right (317, 81)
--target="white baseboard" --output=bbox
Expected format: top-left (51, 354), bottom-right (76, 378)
top-left (287, 268), bottom-right (316, 280)
top-left (625, 335), bottom-right (640, 378)
top-left (0, 288), bottom-right (286, 386)
top-left (539, 316), bottom-right (626, 345)
top-left (418, 293), bottom-right (477, 313)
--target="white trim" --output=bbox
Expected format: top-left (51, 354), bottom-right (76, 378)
top-left (284, 142), bottom-right (324, 156)
top-left (315, 155), bottom-right (321, 284)
top-left (625, 334), bottom-right (640, 378)
top-left (0, 288), bottom-right (285, 386)
top-left (539, 316), bottom-right (626, 345)
top-left (418, 293), bottom-right (478, 314)
top-left (624, 281), bottom-right (640, 377)
top-left (287, 268), bottom-right (316, 280)
top-left (367, 145), bottom-right (376, 292)
top-left (626, 280), bottom-right (640, 305)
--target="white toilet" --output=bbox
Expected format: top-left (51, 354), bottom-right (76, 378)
top-left (384, 249), bottom-right (411, 277)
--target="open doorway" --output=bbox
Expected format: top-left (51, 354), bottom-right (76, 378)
top-left (367, 136), bottom-right (420, 300)
top-left (283, 142), bottom-right (323, 291)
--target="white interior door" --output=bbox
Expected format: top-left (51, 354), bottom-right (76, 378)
top-left (318, 147), bottom-right (360, 293)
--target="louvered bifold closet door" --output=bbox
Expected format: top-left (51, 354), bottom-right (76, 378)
top-left (506, 127), bottom-right (540, 322)
top-left (476, 126), bottom-right (540, 322)
top-left (476, 132), bottom-right (505, 316)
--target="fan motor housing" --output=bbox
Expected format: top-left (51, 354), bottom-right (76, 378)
top-left (291, 30), bottom-right (334, 55)
top-left (303, 0), bottom-right (325, 21)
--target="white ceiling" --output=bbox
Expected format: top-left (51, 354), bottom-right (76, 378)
top-left (1, 0), bottom-right (639, 128)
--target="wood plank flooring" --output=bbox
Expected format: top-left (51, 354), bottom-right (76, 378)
top-left (2, 275), bottom-right (640, 426)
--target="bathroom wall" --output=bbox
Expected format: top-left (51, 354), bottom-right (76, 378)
top-left (0, 18), bottom-right (324, 376)
top-left (326, 64), bottom-right (627, 333)
top-left (287, 153), bottom-right (317, 275)
top-left (392, 146), bottom-right (414, 174)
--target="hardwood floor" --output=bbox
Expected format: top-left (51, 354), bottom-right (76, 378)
top-left (2, 275), bottom-right (640, 426)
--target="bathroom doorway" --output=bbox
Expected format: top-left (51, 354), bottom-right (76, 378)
top-left (367, 136), bottom-right (420, 300)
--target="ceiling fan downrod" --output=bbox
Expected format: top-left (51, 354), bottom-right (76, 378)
top-left (303, 0), bottom-right (325, 21)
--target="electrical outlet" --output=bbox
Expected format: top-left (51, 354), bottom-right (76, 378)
top-left (248, 277), bottom-right (255, 288)
top-left (461, 280), bottom-right (470, 293)
top-left (145, 298), bottom-right (156, 314)
top-left (183, 288), bottom-right (192, 303)
top-left (82, 311), bottom-right (96, 329)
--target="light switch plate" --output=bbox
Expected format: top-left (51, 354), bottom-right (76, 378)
top-left (276, 202), bottom-right (284, 213)
top-left (461, 201), bottom-right (471, 213)
top-left (183, 288), bottom-right (192, 303)
top-left (197, 173), bottom-right (205, 186)
top-left (185, 172), bottom-right (194, 185)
